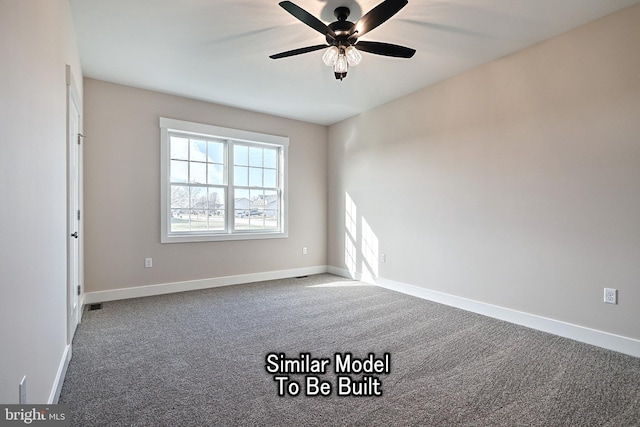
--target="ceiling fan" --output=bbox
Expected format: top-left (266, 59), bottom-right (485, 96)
top-left (270, 0), bottom-right (416, 80)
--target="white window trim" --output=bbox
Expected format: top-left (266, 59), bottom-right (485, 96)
top-left (160, 117), bottom-right (289, 243)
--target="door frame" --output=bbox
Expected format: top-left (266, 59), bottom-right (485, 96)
top-left (66, 65), bottom-right (83, 344)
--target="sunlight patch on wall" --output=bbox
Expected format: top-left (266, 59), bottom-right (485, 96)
top-left (344, 193), bottom-right (358, 275)
top-left (344, 192), bottom-right (381, 282)
top-left (361, 216), bottom-right (379, 279)
top-left (345, 232), bottom-right (357, 274)
top-left (345, 192), bottom-right (357, 237)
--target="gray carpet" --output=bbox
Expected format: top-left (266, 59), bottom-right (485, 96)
top-left (59, 274), bottom-right (640, 426)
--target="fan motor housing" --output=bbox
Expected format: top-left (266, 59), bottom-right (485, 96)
top-left (327, 7), bottom-right (355, 45)
top-left (334, 6), bottom-right (351, 21)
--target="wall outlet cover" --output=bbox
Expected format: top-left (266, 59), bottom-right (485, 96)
top-left (604, 288), bottom-right (617, 304)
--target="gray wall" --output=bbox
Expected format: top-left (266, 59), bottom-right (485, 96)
top-left (83, 79), bottom-right (328, 293)
top-left (328, 5), bottom-right (640, 340)
top-left (0, 0), bottom-right (82, 403)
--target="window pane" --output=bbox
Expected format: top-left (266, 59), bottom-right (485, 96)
top-left (249, 146), bottom-right (262, 167)
top-left (234, 188), bottom-right (250, 229)
top-left (250, 189), bottom-right (263, 208)
top-left (208, 164), bottom-right (224, 185)
top-left (190, 210), bottom-right (208, 231)
top-left (207, 210), bottom-right (224, 231)
top-left (170, 214), bottom-right (190, 232)
top-left (208, 141), bottom-right (224, 164)
top-left (245, 189), bottom-right (278, 230)
top-left (190, 162), bottom-right (206, 184)
top-left (171, 185), bottom-right (190, 209)
top-left (234, 166), bottom-right (248, 186)
top-left (208, 188), bottom-right (225, 212)
top-left (234, 145), bottom-right (248, 166)
top-left (235, 188), bottom-right (249, 200)
top-left (264, 169), bottom-right (277, 188)
top-left (170, 186), bottom-right (190, 232)
top-left (170, 136), bottom-right (189, 160)
top-left (264, 148), bottom-right (277, 169)
top-left (249, 167), bottom-right (263, 187)
top-left (207, 187), bottom-right (225, 232)
top-left (170, 160), bottom-right (188, 183)
top-left (264, 216), bottom-right (278, 230)
top-left (264, 190), bottom-right (278, 224)
top-left (264, 187), bottom-right (278, 229)
top-left (190, 139), bottom-right (207, 162)
top-left (248, 213), bottom-right (265, 229)
top-left (190, 187), bottom-right (207, 210)
top-left (234, 216), bottom-right (249, 230)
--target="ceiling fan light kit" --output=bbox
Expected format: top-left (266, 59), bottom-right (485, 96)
top-left (270, 0), bottom-right (416, 81)
top-left (322, 46), bottom-right (340, 66)
top-left (322, 46), bottom-right (362, 80)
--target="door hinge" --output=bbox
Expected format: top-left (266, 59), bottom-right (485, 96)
top-left (77, 210), bottom-right (81, 221)
top-left (77, 285), bottom-right (81, 296)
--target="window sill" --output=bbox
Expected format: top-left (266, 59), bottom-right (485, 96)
top-left (161, 230), bottom-right (288, 244)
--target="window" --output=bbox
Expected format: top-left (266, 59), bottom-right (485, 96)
top-left (160, 118), bottom-right (288, 243)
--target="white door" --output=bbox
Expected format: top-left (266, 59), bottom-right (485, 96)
top-left (67, 67), bottom-right (82, 344)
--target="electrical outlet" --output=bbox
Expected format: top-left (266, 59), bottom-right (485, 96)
top-left (19, 376), bottom-right (26, 404)
top-left (380, 254), bottom-right (387, 263)
top-left (145, 258), bottom-right (152, 268)
top-left (302, 247), bottom-right (307, 255)
top-left (604, 288), bottom-right (617, 304)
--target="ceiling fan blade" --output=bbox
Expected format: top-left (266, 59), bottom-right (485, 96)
top-left (354, 41), bottom-right (415, 58)
top-left (269, 44), bottom-right (329, 59)
top-left (279, 1), bottom-right (336, 40)
top-left (349, 0), bottom-right (408, 40)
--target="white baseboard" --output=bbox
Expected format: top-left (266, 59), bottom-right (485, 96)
top-left (328, 266), bottom-right (640, 358)
top-left (82, 265), bottom-right (639, 358)
top-left (84, 266), bottom-right (329, 304)
top-left (49, 344), bottom-right (71, 404)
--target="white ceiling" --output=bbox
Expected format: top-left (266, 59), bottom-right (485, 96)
top-left (69, 0), bottom-right (639, 125)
